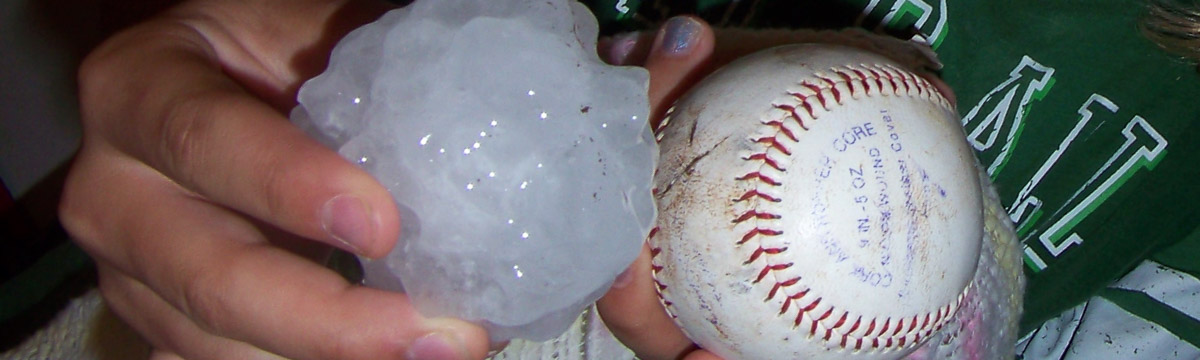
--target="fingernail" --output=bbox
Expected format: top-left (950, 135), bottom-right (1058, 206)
top-left (407, 331), bottom-right (467, 360)
top-left (660, 17), bottom-right (701, 55)
top-left (611, 265), bottom-right (636, 289)
top-left (321, 194), bottom-right (376, 254)
top-left (604, 32), bottom-right (640, 65)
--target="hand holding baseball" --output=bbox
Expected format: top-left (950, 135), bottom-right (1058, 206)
top-left (599, 24), bottom-right (972, 360)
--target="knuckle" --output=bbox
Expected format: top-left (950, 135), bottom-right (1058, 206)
top-left (58, 161), bottom-right (105, 248)
top-left (157, 94), bottom-right (216, 187)
top-left (178, 261), bottom-right (237, 336)
top-left (316, 335), bottom-right (365, 360)
top-left (339, 332), bottom-right (410, 360)
top-left (77, 46), bottom-right (125, 124)
top-left (256, 154), bottom-right (294, 220)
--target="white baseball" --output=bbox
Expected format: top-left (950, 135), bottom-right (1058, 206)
top-left (650, 44), bottom-right (983, 360)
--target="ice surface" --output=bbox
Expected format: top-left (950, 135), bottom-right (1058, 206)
top-left (291, 0), bottom-right (656, 341)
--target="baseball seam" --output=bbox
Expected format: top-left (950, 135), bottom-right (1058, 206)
top-left (732, 63), bottom-right (960, 353)
top-left (650, 62), bottom-right (966, 354)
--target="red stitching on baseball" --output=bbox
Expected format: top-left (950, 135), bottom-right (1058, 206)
top-left (735, 190), bottom-right (781, 203)
top-left (880, 69), bottom-right (899, 92)
top-left (735, 172), bottom-right (781, 186)
top-left (756, 264), bottom-right (793, 284)
top-left (850, 69), bottom-right (871, 93)
top-left (650, 61), bottom-right (960, 355)
top-left (648, 227), bottom-right (679, 316)
top-left (834, 71), bottom-right (854, 98)
top-left (846, 316), bottom-right (862, 335)
top-left (816, 77), bottom-right (840, 105)
top-left (739, 228), bottom-right (783, 245)
top-left (638, 62), bottom-right (959, 355)
top-left (754, 135), bottom-right (794, 155)
top-left (767, 277), bottom-right (802, 301)
top-left (863, 319), bottom-right (877, 337)
top-left (801, 81), bottom-right (824, 97)
top-left (867, 68), bottom-right (886, 92)
top-left (762, 119), bottom-right (801, 140)
top-left (778, 288), bottom-right (810, 317)
top-left (745, 246), bottom-right (787, 264)
top-left (776, 103), bottom-right (814, 129)
top-left (743, 153), bottom-right (785, 171)
top-left (830, 312), bottom-right (849, 338)
top-left (733, 209), bottom-right (782, 224)
top-left (731, 63), bottom-right (958, 353)
top-left (655, 106), bottom-right (675, 139)
top-left (816, 307), bottom-right (835, 340)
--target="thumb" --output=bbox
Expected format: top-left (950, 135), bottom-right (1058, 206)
top-left (643, 16), bottom-right (715, 129)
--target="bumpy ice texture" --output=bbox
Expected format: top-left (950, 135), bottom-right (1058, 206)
top-left (290, 0), bottom-right (656, 341)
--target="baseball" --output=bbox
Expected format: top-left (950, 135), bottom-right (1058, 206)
top-left (650, 44), bottom-right (983, 360)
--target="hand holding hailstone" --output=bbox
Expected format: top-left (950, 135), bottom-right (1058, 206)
top-left (291, 0), bottom-right (657, 342)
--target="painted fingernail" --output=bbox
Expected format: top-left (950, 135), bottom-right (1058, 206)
top-left (321, 194), bottom-right (376, 254)
top-left (407, 331), bottom-right (467, 360)
top-left (660, 17), bottom-right (701, 55)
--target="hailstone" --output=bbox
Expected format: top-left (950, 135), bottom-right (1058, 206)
top-left (290, 0), bottom-right (656, 341)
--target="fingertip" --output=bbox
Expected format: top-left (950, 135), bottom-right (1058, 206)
top-left (310, 153), bottom-right (401, 258)
top-left (362, 191), bottom-right (402, 259)
top-left (654, 16), bottom-right (708, 58)
top-left (682, 349), bottom-right (725, 360)
top-left (644, 16), bottom-right (715, 127)
top-left (316, 188), bottom-right (400, 259)
top-left (598, 31), bottom-right (654, 66)
top-left (320, 194), bottom-right (376, 254)
top-left (597, 244), bottom-right (695, 360)
top-left (419, 318), bottom-right (491, 360)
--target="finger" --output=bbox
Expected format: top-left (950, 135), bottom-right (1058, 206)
top-left (69, 155), bottom-right (488, 360)
top-left (596, 17), bottom-right (716, 360)
top-left (597, 244), bottom-right (697, 360)
top-left (98, 265), bottom-right (286, 360)
top-left (150, 350), bottom-right (185, 360)
top-left (682, 350), bottom-right (725, 360)
top-left (78, 22), bottom-right (398, 258)
top-left (598, 31), bottom-right (656, 66)
top-left (642, 16), bottom-right (716, 129)
top-left (166, 0), bottom-right (397, 107)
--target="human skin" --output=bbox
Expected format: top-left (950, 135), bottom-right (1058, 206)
top-left (59, 0), bottom-right (713, 358)
top-left (61, 0), bottom-right (952, 358)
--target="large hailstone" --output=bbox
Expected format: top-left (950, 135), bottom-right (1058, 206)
top-left (290, 0), bottom-right (657, 341)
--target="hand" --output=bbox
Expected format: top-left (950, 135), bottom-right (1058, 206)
top-left (596, 16), bottom-right (724, 360)
top-left (60, 0), bottom-right (490, 359)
